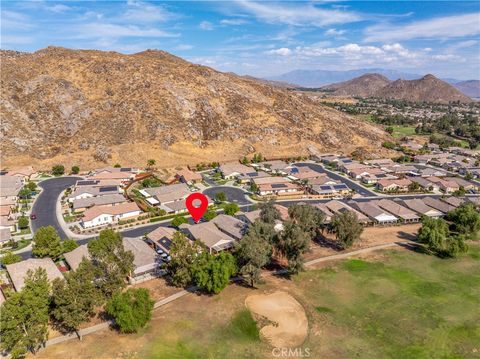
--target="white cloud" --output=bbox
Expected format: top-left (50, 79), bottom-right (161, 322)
top-left (220, 18), bottom-right (247, 26)
top-left (364, 13), bottom-right (480, 42)
top-left (175, 44), bottom-right (193, 50)
top-left (46, 4), bottom-right (74, 13)
top-left (266, 47), bottom-right (292, 56)
top-left (1, 10), bottom-right (33, 30)
top-left (235, 0), bottom-right (361, 27)
top-left (123, 0), bottom-right (178, 23)
top-left (75, 23), bottom-right (180, 39)
top-left (325, 28), bottom-right (346, 36)
top-left (199, 21), bottom-right (214, 30)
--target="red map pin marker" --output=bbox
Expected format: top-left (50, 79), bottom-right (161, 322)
top-left (185, 192), bottom-right (209, 222)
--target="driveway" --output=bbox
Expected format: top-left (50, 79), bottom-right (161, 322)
top-left (203, 186), bottom-right (251, 205)
top-left (293, 162), bottom-right (378, 197)
top-left (30, 176), bottom-right (82, 239)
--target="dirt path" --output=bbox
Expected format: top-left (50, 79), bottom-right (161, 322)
top-left (245, 291), bottom-right (308, 348)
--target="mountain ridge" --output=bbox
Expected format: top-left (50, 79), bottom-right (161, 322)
top-left (0, 46), bottom-right (389, 169)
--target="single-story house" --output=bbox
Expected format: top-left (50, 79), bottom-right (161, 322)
top-left (364, 158), bottom-right (396, 167)
top-left (210, 214), bottom-right (247, 240)
top-left (309, 183), bottom-right (350, 198)
top-left (402, 199), bottom-right (444, 218)
top-left (252, 176), bottom-right (290, 186)
top-left (338, 162), bottom-right (368, 174)
top-left (67, 185), bottom-right (121, 202)
top-left (348, 167), bottom-right (384, 180)
top-left (179, 222), bottom-right (237, 253)
top-left (218, 163), bottom-right (251, 180)
top-left (382, 165), bottom-right (419, 176)
top-left (417, 168), bottom-right (447, 177)
top-left (4, 166), bottom-right (35, 180)
top-left (140, 183), bottom-right (191, 205)
top-left (376, 178), bottom-right (412, 192)
top-left (64, 244), bottom-right (90, 271)
top-left (237, 171), bottom-right (269, 184)
top-left (0, 217), bottom-right (16, 232)
top-left (88, 167), bottom-right (137, 183)
top-left (72, 193), bottom-right (127, 212)
top-left (427, 177), bottom-right (460, 193)
top-left (353, 202), bottom-right (398, 225)
top-left (440, 196), bottom-right (464, 208)
top-left (257, 182), bottom-right (303, 196)
top-left (422, 197), bottom-right (456, 214)
top-left (6, 258), bottom-right (64, 291)
top-left (81, 202), bottom-right (142, 228)
top-left (324, 200), bottom-right (370, 224)
top-left (175, 168), bottom-right (203, 184)
top-left (146, 226), bottom-right (176, 253)
top-left (445, 177), bottom-right (477, 191)
top-left (123, 237), bottom-right (158, 281)
top-left (373, 199), bottom-right (420, 223)
top-left (410, 177), bottom-right (440, 192)
top-left (361, 172), bottom-right (398, 185)
top-left (235, 209), bottom-right (261, 224)
top-left (253, 160), bottom-right (290, 175)
top-left (313, 203), bottom-right (336, 223)
top-left (308, 176), bottom-right (339, 186)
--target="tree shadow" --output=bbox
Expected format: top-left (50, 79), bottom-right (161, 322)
top-left (396, 241), bottom-right (429, 255)
top-left (311, 233), bottom-right (343, 252)
top-left (396, 231), bottom-right (418, 241)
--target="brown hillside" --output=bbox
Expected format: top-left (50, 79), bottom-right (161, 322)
top-left (324, 73), bottom-right (390, 97)
top-left (374, 74), bottom-right (472, 103)
top-left (0, 47), bottom-right (389, 170)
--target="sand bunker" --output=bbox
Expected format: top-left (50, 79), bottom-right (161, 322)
top-left (245, 291), bottom-right (308, 348)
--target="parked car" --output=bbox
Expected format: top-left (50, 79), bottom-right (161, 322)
top-left (30, 214), bottom-right (37, 220)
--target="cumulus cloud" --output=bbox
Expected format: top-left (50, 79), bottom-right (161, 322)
top-left (325, 28), bottom-right (346, 36)
top-left (74, 23), bottom-right (180, 39)
top-left (364, 13), bottom-right (480, 42)
top-left (220, 18), bottom-right (247, 26)
top-left (266, 47), bottom-right (292, 56)
top-left (175, 44), bottom-right (193, 50)
top-left (123, 0), bottom-right (178, 22)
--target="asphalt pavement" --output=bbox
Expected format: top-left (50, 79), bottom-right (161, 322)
top-left (30, 176), bottom-right (82, 239)
top-left (203, 186), bottom-right (252, 205)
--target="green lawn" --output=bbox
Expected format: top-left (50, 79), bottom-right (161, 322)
top-left (390, 125), bottom-right (418, 138)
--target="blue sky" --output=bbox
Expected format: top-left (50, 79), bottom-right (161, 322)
top-left (2, 1), bottom-right (479, 79)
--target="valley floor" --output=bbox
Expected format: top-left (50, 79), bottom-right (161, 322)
top-left (33, 244), bottom-right (480, 359)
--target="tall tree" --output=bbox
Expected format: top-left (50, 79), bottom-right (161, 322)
top-left (62, 239), bottom-right (79, 253)
top-left (191, 252), bottom-right (237, 294)
top-left (330, 211), bottom-right (364, 249)
top-left (0, 269), bottom-right (50, 358)
top-left (274, 221), bottom-right (310, 274)
top-left (32, 226), bottom-right (63, 260)
top-left (215, 191), bottom-right (227, 203)
top-left (248, 220), bottom-right (278, 245)
top-left (51, 259), bottom-right (101, 334)
top-left (446, 203), bottom-right (480, 239)
top-left (87, 229), bottom-right (134, 299)
top-left (0, 251), bottom-right (22, 265)
top-left (288, 204), bottom-right (324, 239)
top-left (259, 201), bottom-right (281, 224)
top-left (223, 203), bottom-right (240, 216)
top-left (166, 231), bottom-right (202, 287)
top-left (106, 288), bottom-right (154, 333)
top-left (418, 217), bottom-right (468, 258)
top-left (146, 159), bottom-right (156, 170)
top-left (234, 231), bottom-right (272, 287)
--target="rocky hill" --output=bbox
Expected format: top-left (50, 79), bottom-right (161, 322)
top-left (374, 74), bottom-right (472, 103)
top-left (0, 47), bottom-right (388, 169)
top-left (323, 73), bottom-right (472, 103)
top-left (322, 73), bottom-right (390, 97)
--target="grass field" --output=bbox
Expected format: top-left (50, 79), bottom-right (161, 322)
top-left (390, 125), bottom-right (418, 138)
top-left (36, 245), bottom-right (480, 359)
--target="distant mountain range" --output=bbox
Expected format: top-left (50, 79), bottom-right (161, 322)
top-left (266, 68), bottom-right (479, 98)
top-left (321, 73), bottom-right (472, 103)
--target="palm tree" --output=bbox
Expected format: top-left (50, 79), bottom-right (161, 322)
top-left (146, 159), bottom-right (156, 170)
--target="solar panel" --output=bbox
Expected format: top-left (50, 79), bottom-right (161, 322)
top-left (333, 184), bottom-right (348, 190)
top-left (99, 186), bottom-right (117, 192)
top-left (290, 168), bottom-right (299, 174)
top-left (120, 168), bottom-right (132, 172)
top-left (271, 183), bottom-right (287, 189)
top-left (77, 180), bottom-right (96, 186)
top-left (247, 172), bottom-right (258, 177)
top-left (320, 185), bottom-right (331, 190)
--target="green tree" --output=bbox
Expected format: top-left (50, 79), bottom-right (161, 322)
top-left (0, 269), bottom-right (50, 358)
top-left (417, 217), bottom-right (467, 258)
top-left (87, 229), bottom-right (134, 299)
top-left (223, 203), bottom-right (240, 216)
top-left (215, 191), bottom-right (227, 203)
top-left (259, 201), bottom-right (281, 224)
top-left (385, 126), bottom-right (394, 134)
top-left (288, 204), bottom-right (324, 239)
top-left (446, 203), bottom-right (480, 239)
top-left (32, 226), bottom-right (63, 260)
top-left (248, 220), bottom-right (278, 245)
top-left (408, 181), bottom-right (420, 192)
top-left (167, 232), bottom-right (203, 287)
top-left (52, 164), bottom-right (65, 176)
top-left (17, 216), bottom-right (29, 230)
top-left (203, 207), bottom-right (217, 221)
top-left (51, 260), bottom-right (101, 334)
top-left (0, 251), bottom-right (22, 265)
top-left (330, 211), bottom-right (364, 249)
top-left (18, 188), bottom-right (31, 200)
top-left (25, 181), bottom-right (37, 192)
top-left (146, 159), bottom-right (156, 170)
top-left (191, 252), bottom-right (237, 294)
top-left (234, 231), bottom-right (272, 287)
top-left (106, 288), bottom-right (154, 333)
top-left (113, 163), bottom-right (121, 168)
top-left (274, 221), bottom-right (310, 274)
top-left (171, 215), bottom-right (188, 228)
top-left (71, 165), bottom-right (80, 174)
top-left (62, 239), bottom-right (79, 253)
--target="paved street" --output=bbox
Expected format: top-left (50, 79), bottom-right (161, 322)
top-left (294, 162), bottom-right (378, 196)
top-left (30, 176), bottom-right (82, 239)
top-left (203, 185), bottom-right (252, 205)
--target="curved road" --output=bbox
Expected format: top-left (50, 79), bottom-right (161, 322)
top-left (203, 186), bottom-right (252, 205)
top-left (31, 176), bottom-right (82, 239)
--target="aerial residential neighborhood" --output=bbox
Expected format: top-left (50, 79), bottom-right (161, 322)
top-left (1, 1), bottom-right (480, 358)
